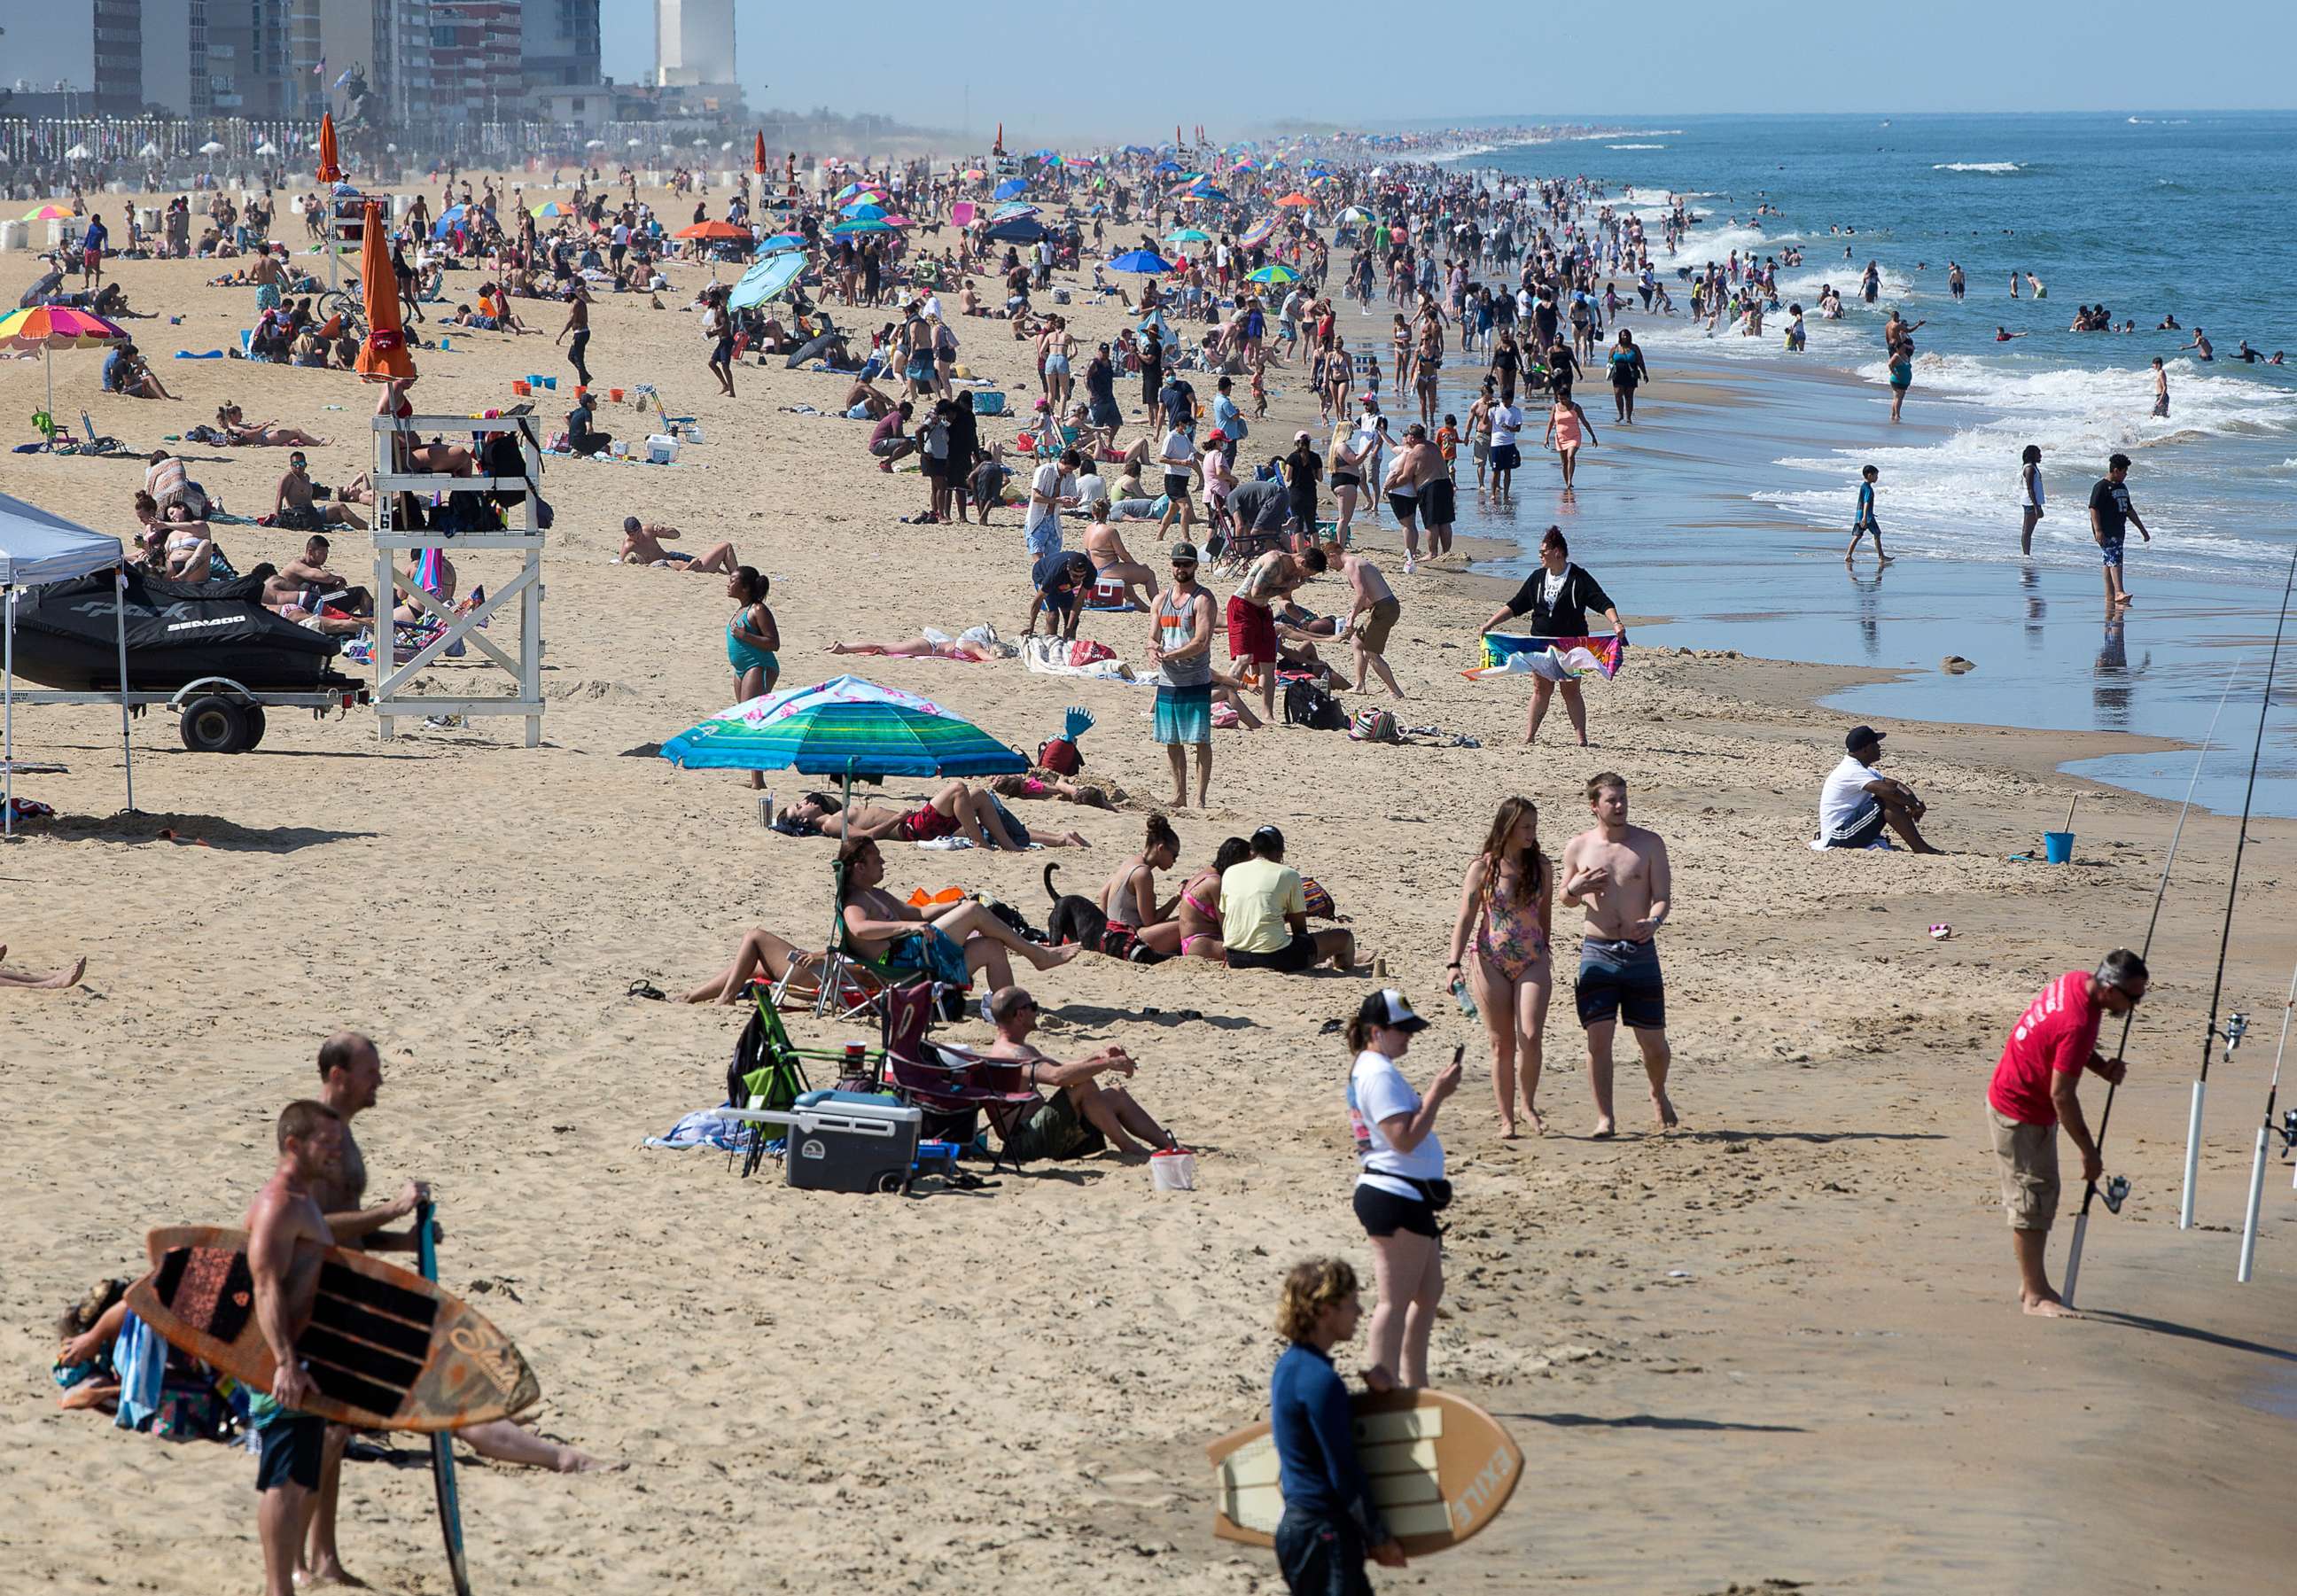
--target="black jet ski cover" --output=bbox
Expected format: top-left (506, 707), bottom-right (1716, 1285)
top-left (4, 567), bottom-right (346, 692)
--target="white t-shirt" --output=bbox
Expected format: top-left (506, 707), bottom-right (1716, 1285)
top-left (1491, 405), bottom-right (1523, 447)
top-left (1072, 471), bottom-right (1106, 510)
top-left (1351, 1047), bottom-right (1443, 1198)
top-left (1024, 460), bottom-right (1064, 536)
top-left (1819, 754), bottom-right (1880, 837)
top-left (1160, 428), bottom-right (1195, 471)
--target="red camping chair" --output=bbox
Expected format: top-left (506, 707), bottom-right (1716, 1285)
top-left (872, 979), bottom-right (1039, 1171)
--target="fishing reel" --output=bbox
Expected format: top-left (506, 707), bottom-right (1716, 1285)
top-left (2279, 1109), bottom-right (2297, 1163)
top-left (2222, 1012), bottom-right (2251, 1052)
top-left (2101, 1175), bottom-right (2132, 1215)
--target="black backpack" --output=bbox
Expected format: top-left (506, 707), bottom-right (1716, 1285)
top-left (1283, 678), bottom-right (1347, 731)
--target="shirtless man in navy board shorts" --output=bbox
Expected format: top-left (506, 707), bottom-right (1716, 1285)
top-left (1559, 773), bottom-right (1678, 1138)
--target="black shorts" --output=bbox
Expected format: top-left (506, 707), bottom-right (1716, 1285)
top-left (1822, 799), bottom-right (1887, 850)
top-left (1575, 937), bottom-right (1666, 1031)
top-left (1354, 1181), bottom-right (1441, 1239)
top-left (1386, 491), bottom-right (1419, 521)
top-left (255, 1413), bottom-right (327, 1492)
top-left (1226, 936), bottom-right (1320, 973)
top-left (1164, 471), bottom-right (1192, 501)
top-left (712, 337), bottom-right (735, 365)
top-left (1421, 476), bottom-right (1456, 526)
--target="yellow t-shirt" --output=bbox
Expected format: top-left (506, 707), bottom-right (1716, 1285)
top-left (1219, 859), bottom-right (1305, 954)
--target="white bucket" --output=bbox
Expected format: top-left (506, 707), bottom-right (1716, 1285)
top-left (1149, 1149), bottom-right (1196, 1191)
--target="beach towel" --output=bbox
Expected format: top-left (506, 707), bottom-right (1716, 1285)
top-left (1467, 633), bottom-right (1626, 682)
top-left (1022, 635), bottom-right (1136, 681)
top-left (643, 1107), bottom-right (754, 1154)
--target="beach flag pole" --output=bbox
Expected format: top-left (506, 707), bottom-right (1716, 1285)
top-left (2178, 548), bottom-right (2294, 1232)
top-left (2062, 658), bottom-right (2243, 1307)
top-left (2236, 961), bottom-right (2297, 1282)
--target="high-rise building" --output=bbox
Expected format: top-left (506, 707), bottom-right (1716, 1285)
top-left (429, 0), bottom-right (520, 123)
top-left (654, 0), bottom-right (736, 88)
top-left (4, 0), bottom-right (152, 115)
top-left (202, 0), bottom-right (297, 117)
top-left (523, 0), bottom-right (602, 91)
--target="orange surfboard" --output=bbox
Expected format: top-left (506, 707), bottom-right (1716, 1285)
top-left (1207, 1388), bottom-right (1522, 1556)
top-left (124, 1226), bottom-right (539, 1433)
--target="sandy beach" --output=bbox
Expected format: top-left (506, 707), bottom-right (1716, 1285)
top-left (4, 175), bottom-right (2295, 1593)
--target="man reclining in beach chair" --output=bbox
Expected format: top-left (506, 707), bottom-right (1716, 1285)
top-left (976, 984), bottom-right (1177, 1160)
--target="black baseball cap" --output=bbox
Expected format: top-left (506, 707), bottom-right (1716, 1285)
top-left (1357, 987), bottom-right (1430, 1035)
top-left (1846, 725), bottom-right (1884, 752)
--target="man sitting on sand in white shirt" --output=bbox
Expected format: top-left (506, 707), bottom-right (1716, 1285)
top-left (1818, 725), bottom-right (1942, 852)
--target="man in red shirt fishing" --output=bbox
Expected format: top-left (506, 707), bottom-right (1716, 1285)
top-left (1986, 951), bottom-right (2147, 1316)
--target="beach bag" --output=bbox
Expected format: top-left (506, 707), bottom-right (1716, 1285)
top-left (727, 1010), bottom-right (809, 1119)
top-left (1283, 678), bottom-right (1346, 731)
top-left (1037, 736), bottom-right (1081, 775)
top-left (1349, 707), bottom-right (1400, 744)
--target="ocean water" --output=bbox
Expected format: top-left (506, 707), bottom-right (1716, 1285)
top-left (1439, 113), bottom-right (2297, 816)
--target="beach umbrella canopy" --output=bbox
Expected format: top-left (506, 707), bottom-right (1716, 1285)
top-left (531, 201), bottom-right (564, 219)
top-left (829, 217), bottom-right (895, 236)
top-left (198, 141), bottom-right (225, 156)
top-left (1106, 248), bottom-right (1174, 275)
top-left (0, 305), bottom-right (128, 423)
top-left (675, 219), bottom-right (751, 241)
top-left (658, 675), bottom-right (1026, 778)
top-left (993, 177), bottom-right (1027, 200)
top-left (984, 218), bottom-right (1047, 244)
top-left (988, 201), bottom-right (1038, 222)
top-left (315, 113), bottom-right (343, 184)
top-left (354, 199), bottom-right (416, 385)
top-left (1274, 191), bottom-right (1313, 207)
top-left (1244, 262), bottom-right (1298, 284)
top-left (254, 140), bottom-right (281, 157)
top-left (962, 167), bottom-right (987, 181)
top-left (1338, 206), bottom-right (1370, 223)
top-left (21, 205), bottom-right (71, 222)
top-left (757, 231), bottom-right (806, 254)
top-left (753, 131), bottom-right (768, 175)
top-left (1165, 227), bottom-right (1212, 244)
top-left (1178, 187), bottom-right (1230, 204)
top-left (1238, 216), bottom-right (1276, 247)
top-left (727, 251), bottom-right (806, 311)
top-left (840, 201), bottom-right (887, 220)
top-left (429, 203), bottom-right (467, 239)
top-left (137, 141), bottom-right (161, 159)
top-left (65, 144), bottom-right (93, 161)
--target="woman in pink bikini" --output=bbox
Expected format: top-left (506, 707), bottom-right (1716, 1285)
top-left (1172, 836), bottom-right (1251, 962)
top-left (1444, 797), bottom-right (1554, 1137)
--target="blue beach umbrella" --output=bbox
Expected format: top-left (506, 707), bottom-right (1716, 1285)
top-left (840, 201), bottom-right (887, 220)
top-left (993, 177), bottom-right (1028, 200)
top-left (757, 232), bottom-right (806, 254)
top-left (1106, 249), bottom-right (1174, 275)
top-left (831, 217), bottom-right (896, 236)
top-left (659, 675), bottom-right (1027, 780)
top-left (728, 252), bottom-right (806, 310)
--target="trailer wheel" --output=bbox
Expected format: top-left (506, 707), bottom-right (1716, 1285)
top-left (179, 695), bottom-right (248, 754)
top-left (239, 706), bottom-right (267, 751)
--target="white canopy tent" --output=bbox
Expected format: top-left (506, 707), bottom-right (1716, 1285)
top-left (0, 493), bottom-right (132, 837)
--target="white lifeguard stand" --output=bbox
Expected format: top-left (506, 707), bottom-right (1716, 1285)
top-left (368, 411), bottom-right (546, 745)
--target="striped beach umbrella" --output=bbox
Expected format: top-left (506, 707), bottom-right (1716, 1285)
top-left (658, 675), bottom-right (1027, 782)
top-left (1244, 262), bottom-right (1298, 284)
top-left (21, 205), bottom-right (71, 222)
top-left (0, 305), bottom-right (129, 426)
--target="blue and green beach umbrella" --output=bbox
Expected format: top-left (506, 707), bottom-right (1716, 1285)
top-left (659, 675), bottom-right (1027, 779)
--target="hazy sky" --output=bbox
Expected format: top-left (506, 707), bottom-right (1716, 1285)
top-left (601, 0), bottom-right (2297, 138)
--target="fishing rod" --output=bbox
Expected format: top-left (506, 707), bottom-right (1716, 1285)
top-left (2062, 658), bottom-right (2246, 1308)
top-left (2179, 547), bottom-right (2297, 1231)
top-left (2237, 962), bottom-right (2297, 1284)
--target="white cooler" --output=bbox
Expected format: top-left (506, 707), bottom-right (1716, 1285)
top-left (645, 433), bottom-right (681, 464)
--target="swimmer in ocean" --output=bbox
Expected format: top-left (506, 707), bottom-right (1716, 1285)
top-left (2157, 315), bottom-right (2180, 330)
top-left (2231, 339), bottom-right (2263, 363)
top-left (2181, 327), bottom-right (2213, 362)
top-left (1995, 327), bottom-right (2030, 341)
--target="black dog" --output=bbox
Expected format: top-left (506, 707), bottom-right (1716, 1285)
top-left (1044, 863), bottom-right (1165, 962)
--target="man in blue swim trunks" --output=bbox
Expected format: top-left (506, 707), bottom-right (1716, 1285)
top-left (245, 1100), bottom-right (347, 1596)
top-left (2088, 452), bottom-right (2151, 611)
top-left (1559, 773), bottom-right (1678, 1137)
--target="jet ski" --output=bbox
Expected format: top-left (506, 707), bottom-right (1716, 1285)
top-left (5, 567), bottom-right (354, 693)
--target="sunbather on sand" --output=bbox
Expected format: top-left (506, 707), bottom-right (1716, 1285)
top-left (979, 985), bottom-right (1175, 1157)
top-left (839, 838), bottom-right (1079, 988)
top-left (0, 944), bottom-right (86, 990)
top-left (826, 631), bottom-right (1009, 662)
top-left (619, 517), bottom-right (738, 572)
top-left (775, 782), bottom-right (1086, 849)
top-left (214, 404), bottom-right (327, 448)
top-left (987, 770), bottom-right (1117, 809)
top-left (1172, 837), bottom-right (1251, 963)
top-left (840, 378), bottom-right (896, 420)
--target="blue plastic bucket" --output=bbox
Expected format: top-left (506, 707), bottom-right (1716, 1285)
top-left (2043, 830), bottom-right (2075, 864)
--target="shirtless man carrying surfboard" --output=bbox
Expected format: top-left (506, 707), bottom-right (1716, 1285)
top-left (245, 1100), bottom-right (345, 1596)
top-left (1558, 772), bottom-right (1678, 1137)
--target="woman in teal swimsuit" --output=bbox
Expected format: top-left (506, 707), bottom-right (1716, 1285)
top-left (727, 566), bottom-right (780, 790)
top-left (1886, 338), bottom-right (1914, 423)
top-left (1445, 797), bottom-right (1554, 1138)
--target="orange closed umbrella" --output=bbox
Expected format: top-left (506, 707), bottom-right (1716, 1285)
top-left (316, 113), bottom-right (343, 185)
top-left (752, 131), bottom-right (767, 175)
top-left (354, 199), bottom-right (416, 384)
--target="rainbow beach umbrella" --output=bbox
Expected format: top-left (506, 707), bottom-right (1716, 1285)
top-left (0, 304), bottom-right (128, 428)
top-left (1244, 262), bottom-right (1298, 285)
top-left (658, 675), bottom-right (1026, 787)
top-left (21, 205), bottom-right (71, 222)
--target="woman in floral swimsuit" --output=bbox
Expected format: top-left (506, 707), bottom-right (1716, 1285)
top-left (1444, 797), bottom-right (1554, 1138)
